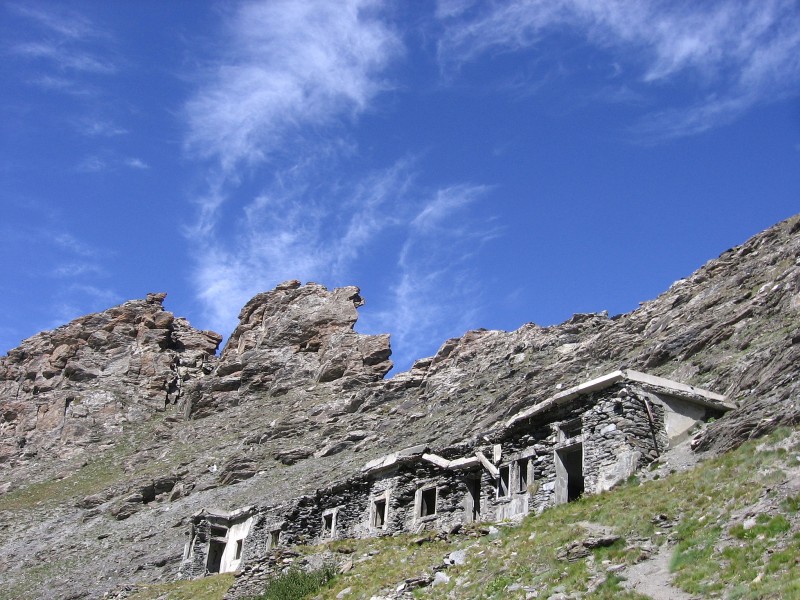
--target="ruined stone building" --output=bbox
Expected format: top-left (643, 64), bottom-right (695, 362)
top-left (179, 369), bottom-right (732, 578)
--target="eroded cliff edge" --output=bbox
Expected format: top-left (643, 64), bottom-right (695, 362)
top-left (1, 215), bottom-right (799, 599)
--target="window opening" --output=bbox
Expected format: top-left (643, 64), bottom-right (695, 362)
top-left (467, 477), bottom-right (481, 521)
top-left (419, 487), bottom-right (437, 517)
top-left (561, 418), bottom-right (582, 439)
top-left (269, 529), bottom-right (280, 549)
top-left (372, 498), bottom-right (387, 528)
top-left (322, 513), bottom-right (334, 537)
top-left (234, 539), bottom-right (243, 560)
top-left (517, 459), bottom-right (529, 493)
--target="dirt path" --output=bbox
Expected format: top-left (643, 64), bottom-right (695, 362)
top-left (621, 544), bottom-right (696, 600)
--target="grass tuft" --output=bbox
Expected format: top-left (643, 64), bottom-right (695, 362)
top-left (250, 565), bottom-right (336, 600)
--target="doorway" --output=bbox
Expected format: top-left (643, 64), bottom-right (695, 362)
top-left (554, 444), bottom-right (584, 504)
top-left (206, 540), bottom-right (225, 573)
top-left (466, 476), bottom-right (481, 522)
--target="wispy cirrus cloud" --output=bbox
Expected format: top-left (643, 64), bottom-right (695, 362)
top-left (51, 262), bottom-right (106, 278)
top-left (437, 0), bottom-right (800, 138)
top-left (53, 232), bottom-right (99, 258)
top-left (183, 1), bottom-right (501, 368)
top-left (191, 158), bottom-right (416, 339)
top-left (76, 118), bottom-right (128, 137)
top-left (184, 0), bottom-right (402, 176)
top-left (190, 157), bottom-right (498, 369)
top-left (13, 40), bottom-right (116, 74)
top-left (76, 154), bottom-right (150, 173)
top-left (0, 199), bottom-right (117, 348)
top-left (4, 2), bottom-right (133, 160)
top-left (183, 0), bottom-right (405, 331)
top-left (123, 157), bottom-right (149, 170)
top-left (361, 184), bottom-right (499, 368)
top-left (6, 3), bottom-right (117, 79)
top-left (7, 3), bottom-right (99, 41)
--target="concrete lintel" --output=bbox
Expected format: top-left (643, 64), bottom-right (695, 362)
top-left (421, 453), bottom-right (451, 469)
top-left (448, 456), bottom-right (480, 470)
top-left (362, 453), bottom-right (398, 473)
top-left (505, 369), bottom-right (731, 428)
top-left (398, 443), bottom-right (428, 457)
top-left (200, 505), bottom-right (256, 522)
top-left (475, 451), bottom-right (499, 477)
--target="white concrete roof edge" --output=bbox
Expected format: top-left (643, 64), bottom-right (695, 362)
top-left (448, 456), bottom-right (481, 470)
top-left (622, 370), bottom-right (732, 407)
top-left (475, 450), bottom-right (500, 477)
top-left (421, 453), bottom-right (451, 469)
top-left (197, 505), bottom-right (256, 520)
top-left (506, 369), bottom-right (732, 427)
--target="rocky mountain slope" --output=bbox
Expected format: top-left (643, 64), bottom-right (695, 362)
top-left (1, 215), bottom-right (799, 599)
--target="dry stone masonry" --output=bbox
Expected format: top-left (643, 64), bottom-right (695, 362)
top-left (180, 369), bottom-right (732, 593)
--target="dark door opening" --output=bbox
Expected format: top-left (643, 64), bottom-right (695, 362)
top-left (322, 513), bottom-right (334, 537)
top-left (555, 444), bottom-right (584, 504)
top-left (206, 540), bottom-right (225, 573)
top-left (467, 476), bottom-right (481, 521)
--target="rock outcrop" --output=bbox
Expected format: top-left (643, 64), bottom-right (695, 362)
top-left (0, 215), bottom-right (799, 599)
top-left (0, 293), bottom-right (220, 466)
top-left (183, 280), bottom-right (391, 418)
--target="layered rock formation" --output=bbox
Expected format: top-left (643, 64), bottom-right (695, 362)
top-left (183, 280), bottom-right (391, 419)
top-left (0, 293), bottom-right (220, 467)
top-left (0, 215), bottom-right (799, 599)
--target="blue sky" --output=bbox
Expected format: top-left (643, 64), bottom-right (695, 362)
top-left (2, 0), bottom-right (799, 372)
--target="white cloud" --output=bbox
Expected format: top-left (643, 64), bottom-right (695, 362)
top-left (75, 154), bottom-right (150, 172)
top-left (410, 184), bottom-right (491, 232)
top-left (12, 41), bottom-right (116, 74)
top-left (27, 75), bottom-right (94, 95)
top-left (46, 283), bottom-right (121, 331)
top-left (184, 0), bottom-right (406, 337)
top-left (182, 1), bottom-right (506, 369)
top-left (191, 159), bottom-right (416, 337)
top-left (76, 155), bottom-right (107, 173)
top-left (437, 0), bottom-right (800, 137)
top-left (123, 157), bottom-right (149, 170)
top-left (7, 3), bottom-right (99, 41)
top-left (51, 262), bottom-right (105, 278)
top-left (360, 184), bottom-right (498, 369)
top-left (52, 232), bottom-right (99, 258)
top-left (78, 118), bottom-right (128, 137)
top-left (7, 3), bottom-right (117, 76)
top-left (188, 151), bottom-right (500, 369)
top-left (184, 0), bottom-right (401, 178)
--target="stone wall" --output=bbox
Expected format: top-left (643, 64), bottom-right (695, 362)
top-left (182, 377), bottom-right (725, 597)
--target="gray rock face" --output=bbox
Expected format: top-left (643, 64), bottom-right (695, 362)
top-left (1, 216), bottom-right (799, 599)
top-left (182, 280), bottom-right (391, 418)
top-left (0, 292), bottom-right (221, 467)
